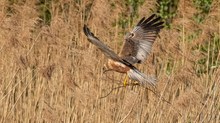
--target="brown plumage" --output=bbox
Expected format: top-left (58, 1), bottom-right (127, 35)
top-left (83, 14), bottom-right (164, 87)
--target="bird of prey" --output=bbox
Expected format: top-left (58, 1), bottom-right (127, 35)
top-left (83, 14), bottom-right (164, 87)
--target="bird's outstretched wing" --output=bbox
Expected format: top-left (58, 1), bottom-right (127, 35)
top-left (83, 25), bottom-right (157, 87)
top-left (119, 14), bottom-right (164, 64)
top-left (83, 25), bottom-right (124, 63)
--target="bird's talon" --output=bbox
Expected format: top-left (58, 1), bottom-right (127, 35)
top-left (123, 74), bottom-right (128, 86)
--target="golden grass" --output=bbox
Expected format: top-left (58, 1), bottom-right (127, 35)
top-left (0, 0), bottom-right (219, 122)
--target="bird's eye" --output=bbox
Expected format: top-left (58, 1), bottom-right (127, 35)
top-left (130, 33), bottom-right (134, 37)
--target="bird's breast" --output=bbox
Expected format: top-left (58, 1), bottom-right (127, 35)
top-left (107, 59), bottom-right (130, 73)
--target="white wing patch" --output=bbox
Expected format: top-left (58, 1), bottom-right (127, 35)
top-left (136, 41), bottom-right (153, 62)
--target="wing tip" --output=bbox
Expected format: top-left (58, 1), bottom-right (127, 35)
top-left (83, 24), bottom-right (89, 36)
top-left (150, 14), bottom-right (156, 18)
top-left (139, 14), bottom-right (164, 29)
top-left (137, 17), bottom-right (146, 26)
top-left (83, 25), bottom-right (96, 38)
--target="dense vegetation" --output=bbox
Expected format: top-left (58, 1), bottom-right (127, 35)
top-left (0, 0), bottom-right (219, 122)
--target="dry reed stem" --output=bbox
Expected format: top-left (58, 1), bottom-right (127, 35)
top-left (0, 0), bottom-right (219, 122)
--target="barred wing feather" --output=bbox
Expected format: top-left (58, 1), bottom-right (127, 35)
top-left (120, 14), bottom-right (164, 64)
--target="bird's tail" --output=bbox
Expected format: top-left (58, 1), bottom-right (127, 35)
top-left (127, 68), bottom-right (157, 87)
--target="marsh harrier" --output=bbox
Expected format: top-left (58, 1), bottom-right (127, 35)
top-left (83, 14), bottom-right (164, 87)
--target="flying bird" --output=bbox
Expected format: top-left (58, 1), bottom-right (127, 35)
top-left (83, 14), bottom-right (164, 87)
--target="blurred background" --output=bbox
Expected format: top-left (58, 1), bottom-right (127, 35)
top-left (0, 0), bottom-right (219, 122)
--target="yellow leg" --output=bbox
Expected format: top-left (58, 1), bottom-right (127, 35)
top-left (123, 74), bottom-right (128, 86)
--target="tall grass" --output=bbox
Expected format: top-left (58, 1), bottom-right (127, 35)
top-left (0, 0), bottom-right (219, 122)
